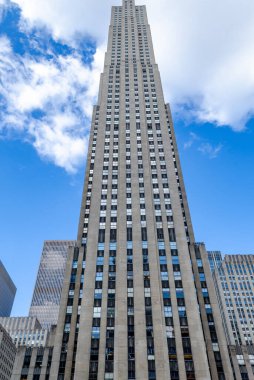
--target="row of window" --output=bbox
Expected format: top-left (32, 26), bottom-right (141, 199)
top-left (80, 8), bottom-right (196, 379)
top-left (195, 246), bottom-right (226, 378)
top-left (144, 109), bottom-right (196, 380)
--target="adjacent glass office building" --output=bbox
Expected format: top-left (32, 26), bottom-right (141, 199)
top-left (29, 241), bottom-right (75, 329)
top-left (0, 260), bottom-right (16, 317)
top-left (50, 1), bottom-right (234, 379)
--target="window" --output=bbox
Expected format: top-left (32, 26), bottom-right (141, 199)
top-left (127, 228), bottom-right (132, 241)
top-left (110, 229), bottom-right (117, 242)
top-left (157, 228), bottom-right (164, 241)
top-left (98, 229), bottom-right (105, 243)
top-left (168, 228), bottom-right (176, 242)
top-left (141, 227), bottom-right (147, 241)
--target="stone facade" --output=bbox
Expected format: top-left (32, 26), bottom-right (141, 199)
top-left (0, 324), bottom-right (16, 380)
top-left (208, 252), bottom-right (254, 379)
top-left (0, 317), bottom-right (48, 349)
top-left (50, 1), bottom-right (234, 379)
top-left (10, 326), bottom-right (56, 380)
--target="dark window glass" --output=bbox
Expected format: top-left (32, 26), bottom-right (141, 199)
top-left (98, 229), bottom-right (105, 243)
top-left (168, 228), bottom-right (176, 242)
top-left (127, 228), bottom-right (132, 241)
top-left (141, 227), bottom-right (147, 241)
top-left (110, 229), bottom-right (117, 242)
top-left (157, 228), bottom-right (164, 241)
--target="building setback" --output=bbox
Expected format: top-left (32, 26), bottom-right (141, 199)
top-left (29, 241), bottom-right (75, 329)
top-left (11, 346), bottom-right (53, 380)
top-left (0, 317), bottom-right (56, 379)
top-left (49, 0), bottom-right (234, 379)
top-left (208, 252), bottom-right (254, 379)
top-left (0, 317), bottom-right (48, 349)
top-left (0, 261), bottom-right (16, 317)
top-left (11, 327), bottom-right (56, 380)
top-left (0, 324), bottom-right (16, 380)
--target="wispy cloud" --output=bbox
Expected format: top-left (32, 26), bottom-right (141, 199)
top-left (0, 35), bottom-right (104, 173)
top-left (198, 143), bottom-right (223, 159)
top-left (184, 132), bottom-right (199, 149)
top-left (0, 0), bottom-right (5, 20)
top-left (184, 131), bottom-right (223, 159)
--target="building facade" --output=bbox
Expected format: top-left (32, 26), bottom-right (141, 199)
top-left (0, 317), bottom-right (48, 349)
top-left (50, 1), bottom-right (234, 379)
top-left (208, 251), bottom-right (224, 273)
top-left (208, 253), bottom-right (254, 379)
top-left (0, 260), bottom-right (16, 317)
top-left (0, 324), bottom-right (16, 380)
top-left (11, 327), bottom-right (56, 380)
top-left (11, 346), bottom-right (53, 380)
top-left (29, 241), bottom-right (75, 329)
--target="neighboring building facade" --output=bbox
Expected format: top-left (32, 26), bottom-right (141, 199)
top-left (208, 253), bottom-right (254, 379)
top-left (49, 1), bottom-right (234, 379)
top-left (11, 346), bottom-right (53, 380)
top-left (29, 241), bottom-right (75, 329)
top-left (0, 324), bottom-right (16, 380)
top-left (11, 327), bottom-right (56, 380)
top-left (208, 251), bottom-right (224, 273)
top-left (0, 260), bottom-right (16, 317)
top-left (0, 317), bottom-right (48, 348)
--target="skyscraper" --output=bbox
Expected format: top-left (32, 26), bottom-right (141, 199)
top-left (50, 1), bottom-right (233, 379)
top-left (29, 241), bottom-right (75, 329)
top-left (0, 260), bottom-right (16, 317)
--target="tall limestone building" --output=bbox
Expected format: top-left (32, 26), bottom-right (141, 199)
top-left (50, 1), bottom-right (234, 379)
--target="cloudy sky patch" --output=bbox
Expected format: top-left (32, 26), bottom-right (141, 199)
top-left (0, 0), bottom-right (254, 171)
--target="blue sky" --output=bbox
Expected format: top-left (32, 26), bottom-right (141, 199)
top-left (0, 0), bottom-right (254, 317)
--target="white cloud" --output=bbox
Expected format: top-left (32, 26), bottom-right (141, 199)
top-left (0, 0), bottom-right (6, 20)
top-left (139, 0), bottom-right (254, 130)
top-left (184, 131), bottom-right (222, 158)
top-left (183, 132), bottom-right (223, 159)
top-left (1, 0), bottom-right (253, 172)
top-left (198, 143), bottom-right (223, 159)
top-left (13, 0), bottom-right (118, 43)
top-left (184, 132), bottom-right (199, 150)
top-left (0, 36), bottom-right (104, 173)
top-left (11, 0), bottom-right (254, 131)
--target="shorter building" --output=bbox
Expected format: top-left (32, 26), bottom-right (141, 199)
top-left (208, 252), bottom-right (254, 379)
top-left (208, 251), bottom-right (223, 273)
top-left (0, 260), bottom-right (16, 317)
top-left (11, 327), bottom-right (56, 380)
top-left (0, 324), bottom-right (16, 380)
top-left (0, 317), bottom-right (48, 348)
top-left (29, 240), bottom-right (75, 329)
